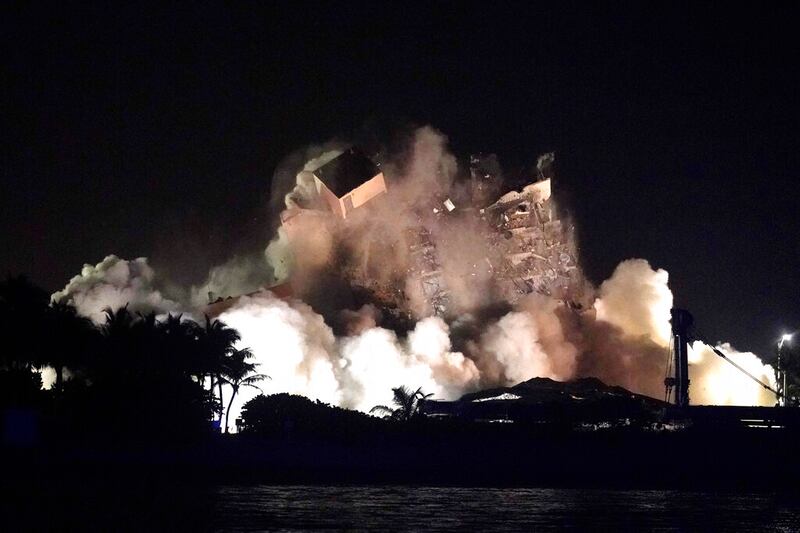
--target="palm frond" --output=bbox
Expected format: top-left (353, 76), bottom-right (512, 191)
top-left (241, 373), bottom-right (269, 385)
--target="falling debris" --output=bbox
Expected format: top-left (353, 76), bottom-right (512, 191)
top-left (482, 178), bottom-right (586, 306)
top-left (309, 147), bottom-right (387, 219)
top-left (264, 149), bottom-right (588, 319)
top-left (53, 127), bottom-right (778, 420)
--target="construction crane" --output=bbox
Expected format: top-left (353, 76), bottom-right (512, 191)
top-left (664, 308), bottom-right (785, 407)
top-left (707, 345), bottom-right (781, 399)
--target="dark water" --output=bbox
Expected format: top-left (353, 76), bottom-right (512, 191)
top-left (210, 485), bottom-right (800, 532)
top-left (5, 482), bottom-right (800, 531)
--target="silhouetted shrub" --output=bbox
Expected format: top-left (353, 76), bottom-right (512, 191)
top-left (240, 394), bottom-right (386, 441)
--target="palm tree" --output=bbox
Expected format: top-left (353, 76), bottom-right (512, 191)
top-left (41, 302), bottom-right (97, 393)
top-left (101, 305), bottom-right (136, 338)
top-left (370, 386), bottom-right (433, 421)
top-left (98, 305), bottom-right (138, 379)
top-left (197, 315), bottom-right (241, 427)
top-left (133, 311), bottom-right (161, 374)
top-left (220, 347), bottom-right (268, 433)
top-left (158, 313), bottom-right (202, 379)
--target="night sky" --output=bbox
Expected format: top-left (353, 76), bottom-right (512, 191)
top-left (3, 3), bottom-right (798, 359)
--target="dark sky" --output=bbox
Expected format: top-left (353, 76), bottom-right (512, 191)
top-left (3, 2), bottom-right (798, 358)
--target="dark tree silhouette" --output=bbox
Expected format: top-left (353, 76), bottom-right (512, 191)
top-left (96, 306), bottom-right (138, 380)
top-left (73, 305), bottom-right (218, 439)
top-left (0, 276), bottom-right (255, 441)
top-left (41, 302), bottom-right (97, 393)
top-left (220, 347), bottom-right (268, 433)
top-left (240, 393), bottom-right (384, 439)
top-left (370, 386), bottom-right (433, 421)
top-left (0, 275), bottom-right (49, 371)
top-left (158, 313), bottom-right (203, 380)
top-left (197, 315), bottom-right (241, 427)
top-left (0, 276), bottom-right (50, 408)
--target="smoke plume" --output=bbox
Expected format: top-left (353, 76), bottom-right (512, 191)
top-left (52, 255), bottom-right (179, 324)
top-left (52, 126), bottom-right (779, 431)
top-left (689, 341), bottom-right (777, 406)
top-left (217, 291), bottom-right (480, 424)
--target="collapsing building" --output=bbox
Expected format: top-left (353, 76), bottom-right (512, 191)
top-left (482, 175), bottom-right (584, 306)
top-left (277, 148), bottom-right (587, 317)
top-left (280, 148), bottom-right (387, 244)
top-left (205, 148), bottom-right (586, 318)
top-left (310, 147), bottom-right (388, 220)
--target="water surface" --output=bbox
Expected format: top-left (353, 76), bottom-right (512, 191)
top-left (210, 485), bottom-right (799, 531)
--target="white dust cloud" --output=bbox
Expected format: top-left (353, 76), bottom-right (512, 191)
top-left (51, 127), bottom-right (780, 431)
top-left (689, 341), bottom-right (778, 406)
top-left (217, 291), bottom-right (480, 426)
top-left (52, 255), bottom-right (179, 324)
top-left (594, 259), bottom-right (673, 346)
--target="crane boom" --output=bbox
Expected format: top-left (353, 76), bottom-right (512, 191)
top-left (708, 345), bottom-right (782, 399)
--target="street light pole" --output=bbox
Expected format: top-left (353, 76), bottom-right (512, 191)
top-left (778, 334), bottom-right (793, 407)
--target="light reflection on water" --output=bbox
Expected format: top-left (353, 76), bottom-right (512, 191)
top-left (6, 479), bottom-right (798, 531)
top-left (210, 485), bottom-right (800, 531)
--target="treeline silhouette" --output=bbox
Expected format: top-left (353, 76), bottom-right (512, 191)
top-left (0, 275), bottom-right (264, 442)
top-left (236, 389), bottom-right (435, 445)
top-left (5, 278), bottom-right (800, 489)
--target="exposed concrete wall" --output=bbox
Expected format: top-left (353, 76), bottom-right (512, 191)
top-left (348, 172), bottom-right (387, 210)
top-left (314, 177), bottom-right (345, 218)
top-left (315, 172), bottom-right (386, 219)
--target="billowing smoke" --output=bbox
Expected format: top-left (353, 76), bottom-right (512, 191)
top-left (689, 341), bottom-right (777, 406)
top-left (569, 259), bottom-right (776, 405)
top-left (270, 126), bottom-right (493, 318)
top-left (52, 255), bottom-right (179, 324)
top-left (51, 126), bottom-right (779, 431)
top-left (474, 294), bottom-right (578, 384)
top-left (188, 142), bottom-right (349, 305)
top-left (594, 259), bottom-right (673, 346)
top-left (216, 291), bottom-right (479, 424)
top-left (189, 253), bottom-right (274, 309)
